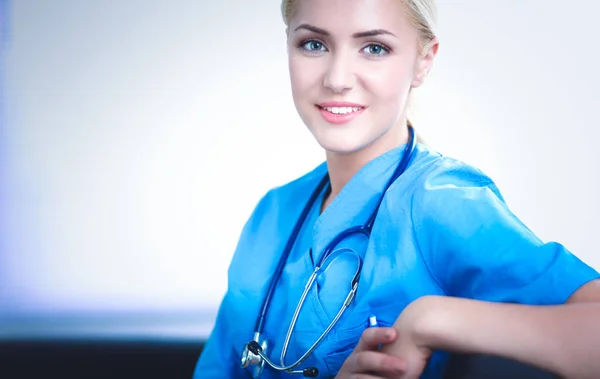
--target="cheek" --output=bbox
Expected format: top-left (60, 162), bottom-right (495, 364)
top-left (362, 62), bottom-right (414, 104)
top-left (289, 56), bottom-right (321, 99)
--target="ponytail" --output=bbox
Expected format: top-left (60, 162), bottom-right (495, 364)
top-left (407, 119), bottom-right (426, 145)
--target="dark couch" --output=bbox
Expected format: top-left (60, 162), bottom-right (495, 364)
top-left (0, 339), bottom-right (557, 379)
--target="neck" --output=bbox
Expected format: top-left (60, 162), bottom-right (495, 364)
top-left (321, 120), bottom-right (410, 211)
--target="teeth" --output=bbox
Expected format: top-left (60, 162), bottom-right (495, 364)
top-left (323, 106), bottom-right (362, 114)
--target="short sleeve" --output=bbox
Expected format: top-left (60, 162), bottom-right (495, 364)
top-left (411, 160), bottom-right (600, 305)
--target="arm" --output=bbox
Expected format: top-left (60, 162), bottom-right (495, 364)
top-left (397, 161), bottom-right (600, 378)
top-left (411, 280), bottom-right (600, 379)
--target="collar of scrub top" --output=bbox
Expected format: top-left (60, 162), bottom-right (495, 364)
top-left (241, 126), bottom-right (417, 378)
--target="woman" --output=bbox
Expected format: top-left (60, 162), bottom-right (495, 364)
top-left (193, 0), bottom-right (600, 378)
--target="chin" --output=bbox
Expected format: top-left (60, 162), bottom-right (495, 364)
top-left (311, 129), bottom-right (374, 155)
top-left (320, 143), bottom-right (364, 155)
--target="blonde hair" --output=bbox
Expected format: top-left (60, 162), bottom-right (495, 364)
top-left (280, 0), bottom-right (436, 144)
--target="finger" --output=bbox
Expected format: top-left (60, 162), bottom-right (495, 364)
top-left (355, 327), bottom-right (398, 351)
top-left (345, 350), bottom-right (407, 377)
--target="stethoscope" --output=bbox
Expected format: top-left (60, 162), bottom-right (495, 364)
top-left (240, 126), bottom-right (417, 378)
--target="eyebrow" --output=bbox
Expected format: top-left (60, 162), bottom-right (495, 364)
top-left (294, 23), bottom-right (396, 38)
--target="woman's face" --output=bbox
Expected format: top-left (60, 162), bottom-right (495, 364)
top-left (287, 0), bottom-right (436, 155)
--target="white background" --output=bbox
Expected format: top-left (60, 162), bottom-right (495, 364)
top-left (1, 0), bottom-right (599, 339)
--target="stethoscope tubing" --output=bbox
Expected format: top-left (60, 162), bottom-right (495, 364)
top-left (244, 126), bottom-right (417, 377)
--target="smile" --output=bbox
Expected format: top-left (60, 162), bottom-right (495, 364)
top-left (316, 102), bottom-right (366, 125)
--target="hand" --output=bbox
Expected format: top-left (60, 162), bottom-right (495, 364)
top-left (335, 326), bottom-right (408, 378)
top-left (380, 296), bottom-right (440, 379)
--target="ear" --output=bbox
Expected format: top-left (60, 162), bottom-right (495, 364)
top-left (411, 38), bottom-right (439, 88)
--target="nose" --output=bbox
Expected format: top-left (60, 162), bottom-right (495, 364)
top-left (323, 53), bottom-right (355, 93)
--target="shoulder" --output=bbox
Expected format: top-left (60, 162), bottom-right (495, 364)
top-left (386, 144), bottom-right (513, 238)
top-left (228, 161), bottom-right (328, 272)
top-left (405, 144), bottom-right (506, 207)
top-left (408, 145), bottom-right (498, 190)
top-left (269, 161), bottom-right (328, 201)
top-left (243, 161), bottom-right (328, 230)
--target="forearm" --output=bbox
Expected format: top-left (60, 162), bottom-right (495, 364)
top-left (418, 296), bottom-right (600, 379)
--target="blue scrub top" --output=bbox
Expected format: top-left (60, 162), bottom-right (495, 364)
top-left (193, 143), bottom-right (600, 379)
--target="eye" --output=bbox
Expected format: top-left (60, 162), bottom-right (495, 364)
top-left (299, 39), bottom-right (328, 53)
top-left (361, 43), bottom-right (390, 56)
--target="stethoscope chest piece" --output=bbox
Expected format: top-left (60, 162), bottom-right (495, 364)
top-left (241, 336), bottom-right (268, 378)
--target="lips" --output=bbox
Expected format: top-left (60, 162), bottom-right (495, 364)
top-left (316, 101), bottom-right (367, 124)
